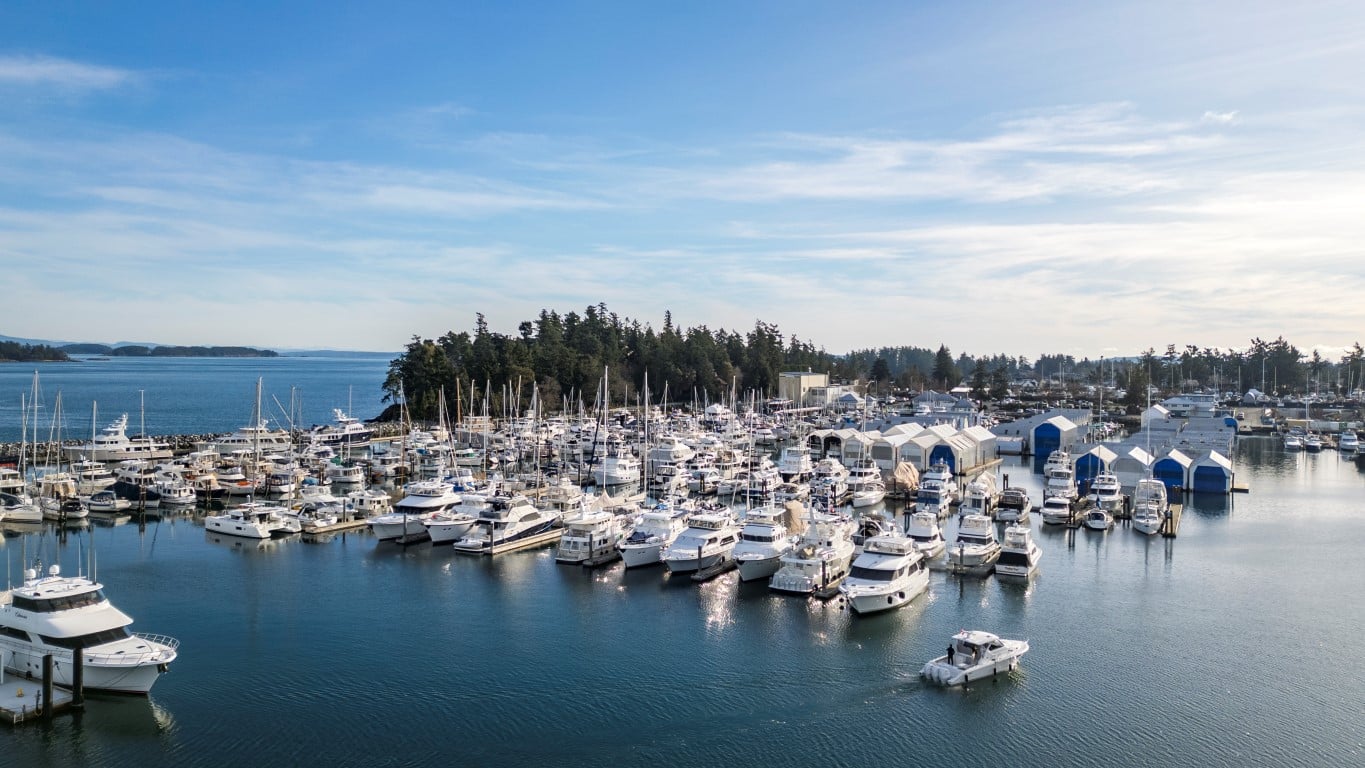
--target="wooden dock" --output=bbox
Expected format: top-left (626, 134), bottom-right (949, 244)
top-left (454, 528), bottom-right (564, 556)
top-left (305, 519), bottom-right (369, 535)
top-left (582, 550), bottom-right (622, 568)
top-left (1161, 503), bottom-right (1184, 538)
top-left (0, 679), bottom-right (72, 726)
top-left (691, 558), bottom-right (736, 582)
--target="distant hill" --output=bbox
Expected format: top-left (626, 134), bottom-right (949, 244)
top-left (0, 341), bottom-right (70, 362)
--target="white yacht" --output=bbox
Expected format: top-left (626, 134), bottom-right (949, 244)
top-left (732, 504), bottom-right (798, 582)
top-left (839, 532), bottom-right (929, 615)
top-left (1040, 496), bottom-right (1075, 525)
top-left (687, 467), bottom-right (721, 495)
top-left (916, 462), bottom-right (959, 516)
top-left (0, 467), bottom-right (25, 495)
top-left (1, 492), bottom-right (43, 523)
top-left (1087, 471), bottom-right (1124, 514)
top-left (996, 486), bottom-right (1030, 523)
top-left (205, 502), bottom-right (297, 538)
top-left (452, 495), bottom-right (561, 554)
top-left (63, 414), bottom-right (173, 463)
top-left (945, 514), bottom-right (1001, 574)
top-left (619, 501), bottom-right (690, 568)
top-left (846, 459), bottom-right (883, 493)
top-left (769, 510), bottom-right (856, 595)
top-left (87, 489), bottom-right (132, 514)
top-left (661, 511), bottom-right (741, 573)
top-left (921, 630), bottom-right (1029, 687)
top-left (777, 444), bottom-right (814, 482)
top-left (204, 421), bottom-right (294, 455)
top-left (325, 461), bottom-right (368, 486)
top-left (646, 434), bottom-right (695, 473)
top-left (591, 453), bottom-right (642, 487)
top-left (1339, 430), bottom-right (1360, 452)
top-left (960, 475), bottom-right (998, 517)
top-left (0, 560), bottom-right (178, 694)
top-left (995, 525), bottom-right (1041, 578)
top-left (1130, 478), bottom-right (1169, 535)
top-left (904, 510), bottom-right (947, 558)
top-left (71, 459), bottom-right (118, 494)
top-left (1044, 462), bottom-right (1078, 501)
top-left (305, 409), bottom-right (374, 448)
top-left (1083, 505), bottom-right (1113, 531)
top-left (555, 504), bottom-right (632, 564)
top-left (346, 488), bottom-right (393, 518)
top-left (850, 481), bottom-right (887, 508)
top-left (370, 480), bottom-right (461, 542)
top-left (1283, 430), bottom-right (1304, 451)
top-left (1304, 433), bottom-right (1323, 452)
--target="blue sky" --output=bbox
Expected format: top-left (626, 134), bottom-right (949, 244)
top-left (2, 1), bottom-right (1363, 358)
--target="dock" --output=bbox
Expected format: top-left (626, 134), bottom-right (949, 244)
top-left (813, 578), bottom-right (845, 600)
top-left (1161, 503), bottom-right (1185, 538)
top-left (304, 519), bottom-right (369, 535)
top-left (0, 679), bottom-right (72, 726)
top-left (455, 528), bottom-right (564, 556)
top-left (582, 550), bottom-right (622, 568)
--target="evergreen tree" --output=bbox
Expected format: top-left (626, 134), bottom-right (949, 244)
top-left (932, 345), bottom-right (958, 389)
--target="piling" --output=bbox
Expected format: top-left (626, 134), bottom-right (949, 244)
top-left (71, 646), bottom-right (84, 709)
top-left (41, 655), bottom-right (53, 720)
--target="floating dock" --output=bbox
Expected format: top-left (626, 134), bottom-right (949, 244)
top-left (455, 528), bottom-right (564, 556)
top-left (304, 519), bottom-right (369, 535)
top-left (691, 558), bottom-right (736, 582)
top-left (0, 679), bottom-right (72, 726)
top-left (1162, 503), bottom-right (1185, 538)
top-left (582, 550), bottom-right (622, 568)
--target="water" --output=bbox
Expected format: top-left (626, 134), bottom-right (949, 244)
top-left (5, 440), bottom-right (1365, 766)
top-left (0, 356), bottom-right (393, 444)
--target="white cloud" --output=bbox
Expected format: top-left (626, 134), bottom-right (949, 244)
top-left (1201, 110), bottom-right (1239, 124)
top-left (0, 54), bottom-right (134, 90)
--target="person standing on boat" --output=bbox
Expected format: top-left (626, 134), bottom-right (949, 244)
top-left (947, 645), bottom-right (955, 666)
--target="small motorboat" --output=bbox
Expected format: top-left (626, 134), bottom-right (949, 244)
top-left (920, 630), bottom-right (1029, 687)
top-left (1083, 506), bottom-right (1113, 531)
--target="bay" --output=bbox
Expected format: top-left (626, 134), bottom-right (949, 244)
top-left (0, 356), bottom-right (393, 444)
top-left (4, 434), bottom-right (1365, 766)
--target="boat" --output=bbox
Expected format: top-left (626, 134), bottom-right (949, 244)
top-left (0, 559), bottom-right (178, 694)
top-left (769, 509), bottom-right (856, 595)
top-left (204, 420), bottom-right (294, 456)
top-left (996, 486), bottom-right (1030, 523)
top-left (904, 510), bottom-right (947, 558)
top-left (995, 525), bottom-right (1041, 578)
top-left (850, 481), bottom-right (887, 508)
top-left (370, 480), bottom-right (461, 542)
top-left (618, 501), bottom-right (690, 568)
top-left (960, 474), bottom-right (998, 517)
top-left (732, 503), bottom-right (799, 582)
top-left (0, 467), bottom-right (25, 495)
top-left (305, 409), bottom-right (374, 448)
top-left (1339, 430), bottom-right (1360, 452)
top-left (87, 489), bottom-right (132, 514)
top-left (63, 414), bottom-right (173, 463)
top-left (346, 488), bottom-right (393, 518)
top-left (1087, 471), bottom-right (1125, 515)
top-left (661, 510), bottom-right (741, 573)
top-left (1283, 429), bottom-right (1304, 451)
top-left (1304, 433), bottom-right (1323, 452)
top-left (325, 461), bottom-right (368, 486)
top-left (839, 531), bottom-right (929, 615)
top-left (845, 458), bottom-right (883, 493)
top-left (772, 482), bottom-right (810, 505)
top-left (1083, 505), bottom-right (1113, 531)
top-left (71, 459), bottom-right (117, 494)
top-left (945, 514), bottom-right (1001, 575)
top-left (153, 478), bottom-right (198, 507)
top-left (1, 492), bottom-right (43, 523)
top-left (916, 462), bottom-right (958, 516)
top-left (777, 444), bottom-right (814, 482)
top-left (205, 502), bottom-right (297, 538)
top-left (852, 511), bottom-right (897, 552)
top-left (452, 495), bottom-right (562, 554)
top-left (1130, 478), bottom-right (1169, 535)
top-left (555, 502), bottom-right (632, 564)
top-left (1040, 496), bottom-right (1075, 525)
top-left (1044, 461), bottom-right (1078, 501)
top-left (920, 630), bottom-right (1029, 687)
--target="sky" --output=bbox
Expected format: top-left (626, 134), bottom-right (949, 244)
top-left (2, 1), bottom-right (1364, 359)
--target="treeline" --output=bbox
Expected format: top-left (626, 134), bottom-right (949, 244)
top-left (60, 344), bottom-right (278, 358)
top-left (0, 341), bottom-right (70, 362)
top-left (384, 305), bottom-right (853, 420)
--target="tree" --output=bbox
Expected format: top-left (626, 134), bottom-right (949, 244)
top-left (970, 360), bottom-right (989, 400)
top-left (870, 358), bottom-right (891, 385)
top-left (989, 365), bottom-right (1010, 401)
top-left (932, 345), bottom-right (957, 390)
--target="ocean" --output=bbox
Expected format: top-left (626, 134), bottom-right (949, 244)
top-left (0, 355), bottom-right (393, 444)
top-left (2, 359), bottom-right (1364, 766)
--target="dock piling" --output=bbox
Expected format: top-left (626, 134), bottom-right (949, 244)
top-left (71, 645), bottom-right (84, 709)
top-left (41, 655), bottom-right (53, 720)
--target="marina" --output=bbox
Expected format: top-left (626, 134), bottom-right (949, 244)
top-left (1, 358), bottom-right (1364, 767)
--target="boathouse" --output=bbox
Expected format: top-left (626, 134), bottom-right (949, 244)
top-left (1189, 450), bottom-right (1235, 494)
top-left (1074, 444), bottom-right (1119, 489)
top-left (1152, 449), bottom-right (1193, 491)
top-left (1110, 445), bottom-right (1156, 489)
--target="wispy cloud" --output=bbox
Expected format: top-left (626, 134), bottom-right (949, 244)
top-left (0, 54), bottom-right (134, 90)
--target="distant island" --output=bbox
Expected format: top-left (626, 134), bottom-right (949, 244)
top-left (60, 344), bottom-right (279, 358)
top-left (0, 341), bottom-right (70, 362)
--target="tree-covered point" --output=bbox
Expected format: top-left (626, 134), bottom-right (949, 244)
top-left (384, 305), bottom-right (850, 420)
top-left (0, 341), bottom-right (70, 362)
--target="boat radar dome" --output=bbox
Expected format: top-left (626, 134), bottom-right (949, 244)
top-left (49, 564), bottom-right (61, 577)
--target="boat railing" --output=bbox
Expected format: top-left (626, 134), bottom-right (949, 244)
top-left (82, 633), bottom-right (179, 666)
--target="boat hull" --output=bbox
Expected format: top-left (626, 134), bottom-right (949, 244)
top-left (619, 542), bottom-right (666, 568)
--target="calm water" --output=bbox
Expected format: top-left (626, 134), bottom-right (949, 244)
top-left (5, 440), bottom-right (1365, 766)
top-left (0, 356), bottom-right (393, 444)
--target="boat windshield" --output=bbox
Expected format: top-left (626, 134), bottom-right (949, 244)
top-left (40, 626), bottom-right (130, 649)
top-left (848, 565), bottom-right (897, 581)
top-left (11, 589), bottom-right (106, 613)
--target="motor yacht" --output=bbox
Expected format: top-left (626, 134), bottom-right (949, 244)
top-left (840, 531), bottom-right (929, 615)
top-left (1, 492), bottom-right (43, 523)
top-left (916, 462), bottom-right (958, 516)
top-left (920, 630), bottom-right (1029, 687)
top-left (452, 495), bottom-right (561, 554)
top-left (769, 510), bottom-right (856, 595)
top-left (619, 501), bottom-right (690, 568)
top-left (996, 486), bottom-right (1030, 523)
top-left (87, 489), bottom-right (132, 514)
top-left (661, 510), bottom-right (741, 573)
top-left (1130, 478), bottom-right (1169, 535)
top-left (1087, 471), bottom-right (1125, 514)
top-left (0, 467), bottom-right (25, 495)
top-left (945, 514), bottom-right (1001, 575)
top-left (556, 503), bottom-right (632, 564)
top-left (777, 444), bottom-right (814, 482)
top-left (0, 560), bottom-right (178, 694)
top-left (1339, 430), bottom-right (1360, 452)
top-left (904, 510), bottom-right (947, 558)
top-left (71, 459), bottom-right (117, 494)
top-left (845, 459), bottom-right (883, 493)
top-left (370, 480), bottom-right (461, 542)
top-left (1040, 496), bottom-right (1075, 525)
top-left (995, 525), bottom-right (1041, 579)
top-left (204, 502), bottom-right (297, 539)
top-left (732, 504), bottom-right (798, 582)
top-left (960, 475), bottom-right (998, 517)
top-left (63, 414), bottom-right (173, 463)
top-left (1044, 462), bottom-right (1078, 501)
top-left (850, 481), bottom-right (887, 508)
top-left (1304, 433), bottom-right (1323, 452)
